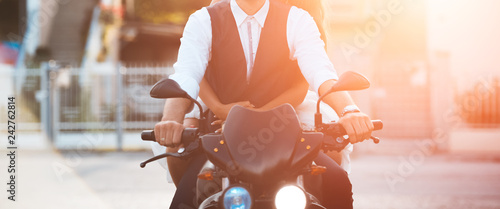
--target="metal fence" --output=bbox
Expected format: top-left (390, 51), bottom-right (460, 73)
top-left (119, 64), bottom-right (174, 129)
top-left (13, 62), bottom-right (173, 149)
top-left (455, 77), bottom-right (500, 127)
top-left (14, 68), bottom-right (43, 131)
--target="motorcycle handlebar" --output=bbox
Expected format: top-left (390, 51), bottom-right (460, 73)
top-left (141, 128), bottom-right (199, 144)
top-left (322, 120), bottom-right (383, 135)
top-left (141, 130), bottom-right (155, 141)
top-left (373, 120), bottom-right (383, 131)
top-left (140, 120), bottom-right (381, 147)
top-left (320, 120), bottom-right (383, 152)
top-left (141, 120), bottom-right (382, 142)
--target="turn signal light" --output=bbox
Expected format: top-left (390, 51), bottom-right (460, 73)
top-left (198, 170), bottom-right (214, 181)
top-left (310, 165), bottom-right (326, 175)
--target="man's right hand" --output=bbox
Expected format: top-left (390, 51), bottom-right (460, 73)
top-left (154, 120), bottom-right (185, 147)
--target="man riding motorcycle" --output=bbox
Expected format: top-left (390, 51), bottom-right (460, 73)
top-left (154, 0), bottom-right (374, 208)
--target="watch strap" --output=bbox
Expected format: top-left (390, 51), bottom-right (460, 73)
top-left (341, 105), bottom-right (361, 117)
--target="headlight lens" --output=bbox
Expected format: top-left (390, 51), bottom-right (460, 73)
top-left (275, 185), bottom-right (307, 209)
top-left (223, 186), bottom-right (252, 209)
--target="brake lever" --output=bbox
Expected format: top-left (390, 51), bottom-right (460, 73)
top-left (322, 135), bottom-right (349, 153)
top-left (139, 140), bottom-right (200, 168)
top-left (341, 135), bottom-right (380, 144)
top-left (182, 140), bottom-right (200, 155)
top-left (323, 135), bottom-right (379, 153)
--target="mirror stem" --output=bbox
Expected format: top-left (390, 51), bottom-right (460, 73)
top-left (315, 113), bottom-right (322, 129)
top-left (315, 90), bottom-right (331, 129)
top-left (192, 99), bottom-right (204, 120)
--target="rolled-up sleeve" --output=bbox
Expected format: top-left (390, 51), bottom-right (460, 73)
top-left (170, 8), bottom-right (212, 99)
top-left (287, 7), bottom-right (338, 94)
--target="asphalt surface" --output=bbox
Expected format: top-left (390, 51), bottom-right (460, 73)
top-left (1, 149), bottom-right (500, 209)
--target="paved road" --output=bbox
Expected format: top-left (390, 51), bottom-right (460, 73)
top-left (350, 154), bottom-right (500, 209)
top-left (1, 150), bottom-right (499, 209)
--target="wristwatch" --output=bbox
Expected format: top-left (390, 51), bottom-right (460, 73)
top-left (341, 105), bottom-right (361, 117)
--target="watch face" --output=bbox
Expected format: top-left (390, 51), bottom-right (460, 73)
top-left (345, 105), bottom-right (360, 112)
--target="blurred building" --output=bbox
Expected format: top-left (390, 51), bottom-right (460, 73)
top-left (427, 0), bottom-right (500, 152)
top-left (324, 0), bottom-right (430, 138)
top-left (119, 0), bottom-right (211, 64)
top-left (323, 0), bottom-right (500, 151)
top-left (0, 0), bottom-right (23, 65)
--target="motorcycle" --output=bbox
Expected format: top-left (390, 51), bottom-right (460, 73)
top-left (140, 71), bottom-right (383, 209)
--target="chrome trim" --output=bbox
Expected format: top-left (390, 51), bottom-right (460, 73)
top-left (296, 175), bottom-right (305, 189)
top-left (222, 177), bottom-right (229, 190)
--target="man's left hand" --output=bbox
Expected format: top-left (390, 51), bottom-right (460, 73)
top-left (338, 112), bottom-right (374, 144)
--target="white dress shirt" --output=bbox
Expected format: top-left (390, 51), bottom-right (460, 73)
top-left (170, 0), bottom-right (339, 100)
top-left (154, 1), bottom-right (350, 180)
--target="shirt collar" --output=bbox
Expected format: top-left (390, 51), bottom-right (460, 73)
top-left (230, 0), bottom-right (269, 27)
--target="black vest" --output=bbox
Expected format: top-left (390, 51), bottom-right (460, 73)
top-left (205, 0), bottom-right (306, 108)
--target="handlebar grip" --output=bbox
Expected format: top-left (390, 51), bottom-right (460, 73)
top-left (372, 120), bottom-right (383, 131)
top-left (141, 130), bottom-right (155, 141)
top-left (141, 128), bottom-right (199, 144)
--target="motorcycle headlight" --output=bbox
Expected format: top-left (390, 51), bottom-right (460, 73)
top-left (275, 185), bottom-right (307, 209)
top-left (223, 186), bottom-right (252, 209)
